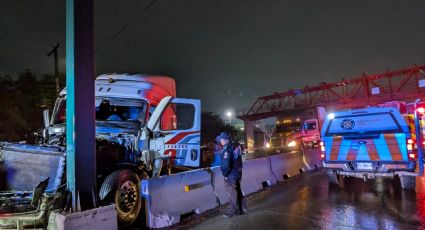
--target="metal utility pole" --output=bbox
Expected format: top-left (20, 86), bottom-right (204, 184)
top-left (47, 43), bottom-right (60, 95)
top-left (66, 0), bottom-right (96, 211)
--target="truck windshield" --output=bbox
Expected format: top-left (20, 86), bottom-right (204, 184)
top-left (53, 98), bottom-right (148, 126)
top-left (305, 121), bottom-right (317, 131)
top-left (276, 122), bottom-right (302, 133)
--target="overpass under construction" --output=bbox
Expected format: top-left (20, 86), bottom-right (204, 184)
top-left (237, 64), bottom-right (425, 151)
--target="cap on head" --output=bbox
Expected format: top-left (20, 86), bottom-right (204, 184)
top-left (217, 132), bottom-right (230, 141)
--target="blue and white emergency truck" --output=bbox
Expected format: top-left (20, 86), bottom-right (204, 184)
top-left (320, 101), bottom-right (425, 189)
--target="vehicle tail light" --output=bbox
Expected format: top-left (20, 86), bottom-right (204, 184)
top-left (407, 138), bottom-right (414, 151)
top-left (320, 141), bottom-right (325, 159)
top-left (407, 138), bottom-right (416, 161)
top-left (408, 152), bottom-right (416, 160)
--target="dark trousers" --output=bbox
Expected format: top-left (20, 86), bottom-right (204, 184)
top-left (224, 178), bottom-right (246, 214)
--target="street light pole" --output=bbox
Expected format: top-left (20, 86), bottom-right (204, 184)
top-left (227, 111), bottom-right (232, 125)
top-left (47, 43), bottom-right (60, 95)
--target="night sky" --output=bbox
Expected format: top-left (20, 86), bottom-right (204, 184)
top-left (1, 0), bottom-right (425, 122)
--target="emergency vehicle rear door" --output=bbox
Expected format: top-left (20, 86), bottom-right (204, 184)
top-left (321, 108), bottom-right (410, 162)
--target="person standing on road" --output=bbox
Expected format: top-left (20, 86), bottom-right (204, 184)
top-left (217, 132), bottom-right (246, 218)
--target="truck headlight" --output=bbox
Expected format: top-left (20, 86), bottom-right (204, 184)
top-left (287, 141), bottom-right (297, 147)
top-left (49, 127), bottom-right (64, 134)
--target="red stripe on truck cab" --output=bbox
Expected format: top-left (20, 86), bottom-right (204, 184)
top-left (165, 131), bottom-right (200, 145)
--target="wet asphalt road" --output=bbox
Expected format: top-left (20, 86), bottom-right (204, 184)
top-left (172, 170), bottom-right (425, 230)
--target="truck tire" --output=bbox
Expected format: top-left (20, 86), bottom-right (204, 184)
top-left (399, 175), bottom-right (416, 190)
top-left (327, 170), bottom-right (339, 185)
top-left (99, 169), bottom-right (141, 227)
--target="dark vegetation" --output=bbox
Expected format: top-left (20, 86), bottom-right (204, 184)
top-left (0, 70), bottom-right (64, 142)
top-left (201, 111), bottom-right (240, 145)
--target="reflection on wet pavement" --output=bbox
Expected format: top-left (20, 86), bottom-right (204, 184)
top-left (173, 170), bottom-right (425, 230)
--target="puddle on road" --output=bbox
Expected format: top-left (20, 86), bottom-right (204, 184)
top-left (317, 175), bottom-right (423, 229)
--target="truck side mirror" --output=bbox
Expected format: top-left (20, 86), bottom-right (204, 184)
top-left (135, 127), bottom-right (149, 152)
top-left (140, 129), bottom-right (147, 140)
top-left (43, 109), bottom-right (50, 129)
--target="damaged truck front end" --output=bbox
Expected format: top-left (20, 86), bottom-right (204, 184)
top-left (0, 143), bottom-right (67, 229)
top-left (0, 138), bottom-right (145, 229)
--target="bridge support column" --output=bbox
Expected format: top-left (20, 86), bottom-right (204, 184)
top-left (66, 0), bottom-right (96, 211)
top-left (244, 120), bottom-right (255, 154)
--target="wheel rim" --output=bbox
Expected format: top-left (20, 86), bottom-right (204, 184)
top-left (116, 181), bottom-right (138, 213)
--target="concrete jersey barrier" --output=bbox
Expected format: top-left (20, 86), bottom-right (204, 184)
top-left (141, 168), bottom-right (218, 229)
top-left (240, 157), bottom-right (278, 195)
top-left (303, 149), bottom-right (322, 170)
top-left (143, 150), bottom-right (322, 228)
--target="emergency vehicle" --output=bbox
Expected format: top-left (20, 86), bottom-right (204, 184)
top-left (320, 101), bottom-right (425, 189)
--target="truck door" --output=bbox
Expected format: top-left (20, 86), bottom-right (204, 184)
top-left (148, 97), bottom-right (201, 167)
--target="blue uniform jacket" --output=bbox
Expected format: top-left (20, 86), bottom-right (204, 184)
top-left (220, 142), bottom-right (243, 183)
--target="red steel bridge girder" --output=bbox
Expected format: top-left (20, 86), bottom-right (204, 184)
top-left (238, 65), bottom-right (425, 121)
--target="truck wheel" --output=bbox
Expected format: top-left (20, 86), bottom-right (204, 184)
top-left (100, 170), bottom-right (141, 227)
top-left (399, 175), bottom-right (416, 190)
top-left (327, 170), bottom-right (339, 185)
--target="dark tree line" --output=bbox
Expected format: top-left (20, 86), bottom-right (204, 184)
top-left (201, 111), bottom-right (239, 145)
top-left (0, 70), bottom-right (64, 142)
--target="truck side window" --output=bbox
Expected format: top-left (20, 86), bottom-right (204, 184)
top-left (160, 103), bottom-right (195, 131)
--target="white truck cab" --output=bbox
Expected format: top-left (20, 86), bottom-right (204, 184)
top-left (44, 73), bottom-right (201, 169)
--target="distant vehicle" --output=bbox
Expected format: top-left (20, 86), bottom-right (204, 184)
top-left (285, 107), bottom-right (327, 149)
top-left (320, 103), bottom-right (424, 190)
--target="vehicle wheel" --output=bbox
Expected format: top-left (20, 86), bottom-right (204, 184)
top-left (399, 175), bottom-right (416, 190)
top-left (327, 170), bottom-right (339, 185)
top-left (100, 170), bottom-right (141, 227)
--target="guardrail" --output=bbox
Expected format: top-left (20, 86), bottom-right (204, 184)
top-left (142, 149), bottom-right (322, 228)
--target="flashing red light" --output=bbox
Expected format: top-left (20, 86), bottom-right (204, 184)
top-left (409, 153), bottom-right (416, 160)
top-left (417, 107), bottom-right (425, 114)
top-left (320, 153), bottom-right (325, 159)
